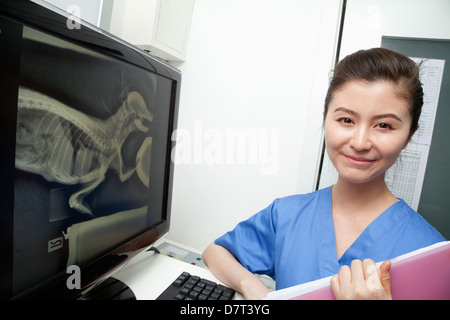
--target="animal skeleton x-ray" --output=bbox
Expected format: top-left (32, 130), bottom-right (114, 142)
top-left (15, 87), bottom-right (153, 216)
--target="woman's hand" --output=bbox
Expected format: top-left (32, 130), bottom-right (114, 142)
top-left (203, 243), bottom-right (270, 300)
top-left (239, 276), bottom-right (271, 300)
top-left (331, 259), bottom-right (392, 300)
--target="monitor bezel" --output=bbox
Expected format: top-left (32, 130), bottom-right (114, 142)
top-left (0, 0), bottom-right (180, 299)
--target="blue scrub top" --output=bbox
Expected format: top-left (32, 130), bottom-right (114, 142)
top-left (215, 186), bottom-right (445, 290)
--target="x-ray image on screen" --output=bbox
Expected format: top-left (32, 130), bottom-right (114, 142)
top-left (14, 27), bottom-right (168, 219)
top-left (16, 86), bottom-right (153, 215)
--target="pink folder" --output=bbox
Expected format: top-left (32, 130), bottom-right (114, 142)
top-left (289, 242), bottom-right (450, 300)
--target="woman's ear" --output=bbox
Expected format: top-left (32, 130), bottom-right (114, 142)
top-left (404, 125), bottom-right (419, 149)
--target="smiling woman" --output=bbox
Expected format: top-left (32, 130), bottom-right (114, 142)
top-left (202, 48), bottom-right (445, 300)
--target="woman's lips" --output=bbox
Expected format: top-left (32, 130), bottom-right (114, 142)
top-left (345, 155), bottom-right (375, 166)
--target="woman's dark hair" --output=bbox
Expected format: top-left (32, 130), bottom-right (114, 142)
top-left (324, 48), bottom-right (423, 138)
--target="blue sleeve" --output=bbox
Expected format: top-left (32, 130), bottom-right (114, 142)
top-left (214, 201), bottom-right (278, 278)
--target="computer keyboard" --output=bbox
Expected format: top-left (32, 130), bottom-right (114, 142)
top-left (156, 272), bottom-right (235, 300)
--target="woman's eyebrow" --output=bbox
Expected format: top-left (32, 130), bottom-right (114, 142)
top-left (372, 113), bottom-right (403, 122)
top-left (333, 107), bottom-right (403, 122)
top-left (333, 106), bottom-right (358, 116)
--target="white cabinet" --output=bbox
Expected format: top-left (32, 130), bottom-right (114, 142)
top-left (103, 0), bottom-right (194, 62)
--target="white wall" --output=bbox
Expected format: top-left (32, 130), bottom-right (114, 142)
top-left (319, 0), bottom-right (450, 189)
top-left (167, 0), bottom-right (342, 251)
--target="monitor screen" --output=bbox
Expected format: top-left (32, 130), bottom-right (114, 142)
top-left (0, 0), bottom-right (180, 299)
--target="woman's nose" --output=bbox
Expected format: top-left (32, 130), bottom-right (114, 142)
top-left (350, 126), bottom-right (372, 151)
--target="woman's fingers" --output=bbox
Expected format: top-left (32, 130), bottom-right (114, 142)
top-left (331, 259), bottom-right (392, 300)
top-left (379, 260), bottom-right (392, 299)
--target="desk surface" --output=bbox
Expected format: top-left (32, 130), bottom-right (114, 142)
top-left (110, 239), bottom-right (244, 300)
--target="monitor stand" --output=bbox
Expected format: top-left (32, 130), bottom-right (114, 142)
top-left (78, 277), bottom-right (136, 300)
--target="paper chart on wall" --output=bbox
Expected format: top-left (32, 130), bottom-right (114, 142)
top-left (385, 58), bottom-right (445, 211)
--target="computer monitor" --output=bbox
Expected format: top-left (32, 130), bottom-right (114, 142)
top-left (0, 0), bottom-right (181, 299)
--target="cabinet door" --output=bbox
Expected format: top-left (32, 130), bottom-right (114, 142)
top-left (153, 0), bottom-right (194, 58)
top-left (105, 0), bottom-right (194, 62)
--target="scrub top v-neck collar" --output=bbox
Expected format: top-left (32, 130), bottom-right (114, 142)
top-left (318, 186), bottom-right (408, 275)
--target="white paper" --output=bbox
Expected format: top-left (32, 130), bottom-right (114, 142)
top-left (264, 275), bottom-right (332, 300)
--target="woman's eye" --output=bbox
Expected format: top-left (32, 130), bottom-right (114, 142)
top-left (339, 118), bottom-right (353, 124)
top-left (377, 123), bottom-right (393, 130)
